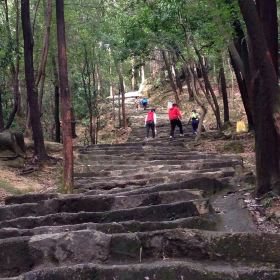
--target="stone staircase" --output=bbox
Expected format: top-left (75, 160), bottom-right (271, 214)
top-left (0, 109), bottom-right (280, 279)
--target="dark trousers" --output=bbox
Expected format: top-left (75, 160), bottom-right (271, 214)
top-left (170, 119), bottom-right (183, 137)
top-left (192, 119), bottom-right (199, 132)
top-left (146, 121), bottom-right (155, 138)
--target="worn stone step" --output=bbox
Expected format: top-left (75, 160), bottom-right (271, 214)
top-left (11, 260), bottom-right (280, 280)
top-left (90, 177), bottom-right (226, 197)
top-left (5, 194), bottom-right (58, 206)
top-left (74, 158), bottom-right (241, 175)
top-left (77, 155), bottom-right (241, 164)
top-left (79, 152), bottom-right (226, 163)
top-left (0, 215), bottom-right (216, 239)
top-left (0, 190), bottom-right (203, 222)
top-left (1, 228), bottom-right (280, 277)
top-left (75, 167), bottom-right (227, 180)
top-left (75, 168), bottom-right (235, 191)
top-left (0, 200), bottom-right (209, 230)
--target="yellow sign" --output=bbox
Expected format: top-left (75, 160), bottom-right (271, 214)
top-left (236, 121), bottom-right (248, 133)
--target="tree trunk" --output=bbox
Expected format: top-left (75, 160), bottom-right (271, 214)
top-left (37, 0), bottom-right (52, 112)
top-left (131, 57), bottom-right (137, 91)
top-left (32, 0), bottom-right (41, 35)
top-left (229, 52), bottom-right (254, 130)
top-left (219, 66), bottom-right (230, 124)
top-left (4, 0), bottom-right (21, 128)
top-left (141, 65), bottom-right (145, 84)
top-left (162, 50), bottom-right (180, 105)
top-left (89, 112), bottom-right (94, 144)
top-left (171, 54), bottom-right (183, 96)
top-left (110, 62), bottom-right (116, 122)
top-left (190, 66), bottom-right (217, 127)
top-left (52, 55), bottom-right (60, 143)
top-left (194, 46), bottom-right (222, 129)
top-left (56, 0), bottom-right (73, 193)
top-left (192, 75), bottom-right (207, 142)
top-left (115, 61), bottom-right (127, 128)
top-left (0, 88), bottom-right (5, 131)
top-left (238, 0), bottom-right (280, 195)
top-left (256, 0), bottom-right (278, 76)
top-left (118, 91), bottom-right (121, 128)
top-left (183, 65), bottom-right (195, 101)
top-left (21, 0), bottom-right (47, 159)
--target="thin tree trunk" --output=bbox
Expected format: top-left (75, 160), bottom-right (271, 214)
top-left (131, 57), bottom-right (136, 91)
top-left (183, 65), bottom-right (195, 101)
top-left (32, 0), bottom-right (41, 35)
top-left (109, 61), bottom-right (116, 122)
top-left (37, 0), bottom-right (52, 112)
top-left (52, 55), bottom-right (60, 143)
top-left (191, 66), bottom-right (217, 123)
top-left (118, 91), bottom-right (121, 128)
top-left (171, 54), bottom-right (183, 95)
top-left (219, 66), bottom-right (230, 124)
top-left (4, 0), bottom-right (21, 128)
top-left (0, 88), bottom-right (5, 131)
top-left (81, 45), bottom-right (94, 144)
top-left (238, 0), bottom-right (280, 195)
top-left (56, 0), bottom-right (73, 193)
top-left (229, 48), bottom-right (254, 130)
top-left (115, 61), bottom-right (127, 128)
top-left (194, 45), bottom-right (222, 129)
top-left (21, 0), bottom-right (47, 159)
top-left (141, 65), bottom-right (145, 84)
top-left (112, 88), bottom-right (116, 122)
top-left (192, 75), bottom-right (207, 142)
top-left (162, 50), bottom-right (180, 105)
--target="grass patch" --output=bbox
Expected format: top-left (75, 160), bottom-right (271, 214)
top-left (0, 179), bottom-right (34, 195)
top-left (217, 140), bottom-right (245, 154)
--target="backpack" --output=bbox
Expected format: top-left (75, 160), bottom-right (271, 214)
top-left (142, 98), bottom-right (148, 104)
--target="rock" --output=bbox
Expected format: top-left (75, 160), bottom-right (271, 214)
top-left (25, 139), bottom-right (63, 153)
top-left (0, 130), bottom-right (26, 168)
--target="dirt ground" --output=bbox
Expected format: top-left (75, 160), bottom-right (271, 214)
top-left (0, 151), bottom-right (62, 204)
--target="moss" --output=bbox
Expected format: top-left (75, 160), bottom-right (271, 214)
top-left (217, 140), bottom-right (245, 154)
top-left (0, 179), bottom-right (33, 195)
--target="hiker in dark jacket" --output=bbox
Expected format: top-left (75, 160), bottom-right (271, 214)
top-left (145, 108), bottom-right (157, 139)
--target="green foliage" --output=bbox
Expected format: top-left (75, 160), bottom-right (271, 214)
top-left (0, 0), bottom-right (246, 139)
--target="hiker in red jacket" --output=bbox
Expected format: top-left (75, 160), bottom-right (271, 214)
top-left (145, 109), bottom-right (157, 139)
top-left (168, 103), bottom-right (184, 138)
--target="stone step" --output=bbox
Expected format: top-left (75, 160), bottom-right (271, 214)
top-left (74, 168), bottom-right (235, 191)
top-left (74, 161), bottom-right (241, 178)
top-left (78, 150), bottom-right (208, 156)
top-left (5, 194), bottom-right (58, 206)
top-left (1, 228), bottom-right (280, 278)
top-left (85, 177), bottom-right (226, 197)
top-left (0, 190), bottom-right (204, 222)
top-left (77, 154), bottom-right (241, 163)
top-left (10, 260), bottom-right (280, 280)
top-left (74, 168), bottom-right (235, 188)
top-left (0, 215), bottom-right (215, 240)
top-left (78, 154), bottom-right (241, 164)
top-left (0, 200), bottom-right (209, 230)
top-left (74, 158), bottom-right (241, 174)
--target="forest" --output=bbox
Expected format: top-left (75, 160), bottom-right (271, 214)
top-left (0, 1), bottom-right (279, 196)
top-left (1, 1), bottom-right (280, 279)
